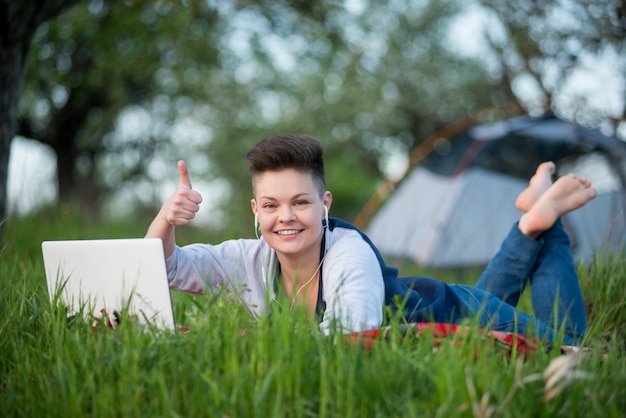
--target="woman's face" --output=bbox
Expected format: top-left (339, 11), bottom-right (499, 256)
top-left (251, 168), bottom-right (331, 261)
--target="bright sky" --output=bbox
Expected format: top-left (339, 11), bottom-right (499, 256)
top-left (8, 138), bottom-right (57, 215)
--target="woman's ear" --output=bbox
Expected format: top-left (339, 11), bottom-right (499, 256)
top-left (323, 191), bottom-right (333, 211)
top-left (251, 199), bottom-right (260, 239)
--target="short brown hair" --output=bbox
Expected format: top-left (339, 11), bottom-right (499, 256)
top-left (246, 134), bottom-right (326, 196)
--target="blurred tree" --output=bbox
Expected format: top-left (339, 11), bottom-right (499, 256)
top-left (16, 0), bottom-right (346, 235)
top-left (9, 0), bottom-right (625, 241)
top-left (476, 0), bottom-right (626, 125)
top-left (0, 0), bottom-right (78, 241)
top-left (18, 0), bottom-right (224, 215)
top-left (199, 0), bottom-right (510, 234)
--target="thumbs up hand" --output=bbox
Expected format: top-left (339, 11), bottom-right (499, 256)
top-left (162, 160), bottom-right (203, 226)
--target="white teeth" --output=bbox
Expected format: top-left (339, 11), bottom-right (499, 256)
top-left (277, 230), bottom-right (300, 236)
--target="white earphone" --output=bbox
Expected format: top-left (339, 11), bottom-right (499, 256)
top-left (254, 212), bottom-right (260, 239)
top-left (323, 205), bottom-right (329, 228)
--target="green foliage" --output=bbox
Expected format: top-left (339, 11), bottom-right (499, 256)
top-left (12, 0), bottom-right (626, 240)
top-left (580, 249), bottom-right (626, 346)
top-left (2, 209), bottom-right (626, 417)
top-left (19, 0), bottom-right (224, 208)
top-left (18, 0), bottom-right (512, 229)
top-left (3, 204), bottom-right (213, 261)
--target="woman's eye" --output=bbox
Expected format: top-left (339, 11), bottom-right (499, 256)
top-left (263, 203), bottom-right (276, 209)
top-left (294, 200), bottom-right (308, 206)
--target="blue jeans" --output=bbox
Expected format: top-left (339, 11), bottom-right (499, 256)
top-left (450, 219), bottom-right (587, 346)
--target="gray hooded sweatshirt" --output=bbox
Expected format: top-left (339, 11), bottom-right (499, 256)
top-left (165, 222), bottom-right (385, 334)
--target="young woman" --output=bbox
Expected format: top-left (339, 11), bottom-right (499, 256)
top-left (146, 134), bottom-right (597, 345)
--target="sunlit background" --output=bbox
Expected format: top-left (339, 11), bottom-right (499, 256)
top-left (7, 0), bottom-right (626, 242)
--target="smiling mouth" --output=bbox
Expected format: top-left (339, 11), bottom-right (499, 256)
top-left (276, 229), bottom-right (302, 236)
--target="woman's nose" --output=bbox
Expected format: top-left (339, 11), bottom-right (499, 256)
top-left (278, 205), bottom-right (295, 222)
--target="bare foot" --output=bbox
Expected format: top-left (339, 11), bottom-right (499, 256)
top-left (515, 162), bottom-right (556, 213)
top-left (518, 174), bottom-right (597, 239)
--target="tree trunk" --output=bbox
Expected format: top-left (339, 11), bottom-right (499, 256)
top-left (0, 0), bottom-right (78, 241)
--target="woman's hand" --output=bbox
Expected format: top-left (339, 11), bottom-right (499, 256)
top-left (146, 160), bottom-right (203, 257)
top-left (161, 160), bottom-right (203, 226)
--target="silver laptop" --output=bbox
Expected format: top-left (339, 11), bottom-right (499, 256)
top-left (42, 238), bottom-right (175, 330)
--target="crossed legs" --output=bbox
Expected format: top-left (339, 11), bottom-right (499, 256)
top-left (472, 162), bottom-right (596, 341)
top-left (516, 162), bottom-right (597, 239)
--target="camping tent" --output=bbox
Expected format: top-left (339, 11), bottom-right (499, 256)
top-left (364, 113), bottom-right (626, 267)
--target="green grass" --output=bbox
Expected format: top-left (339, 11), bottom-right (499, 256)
top-left (1, 208), bottom-right (625, 417)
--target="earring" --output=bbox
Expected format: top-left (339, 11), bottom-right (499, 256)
top-left (254, 212), bottom-right (260, 239)
top-left (323, 205), bottom-right (329, 228)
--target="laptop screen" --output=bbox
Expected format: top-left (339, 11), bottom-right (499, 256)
top-left (42, 238), bottom-right (175, 330)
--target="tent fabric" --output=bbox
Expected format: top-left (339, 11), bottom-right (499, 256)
top-left (367, 167), bottom-right (525, 266)
top-left (561, 191), bottom-right (626, 259)
top-left (364, 113), bottom-right (626, 267)
top-left (424, 113), bottom-right (626, 180)
top-left (366, 167), bottom-right (625, 266)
